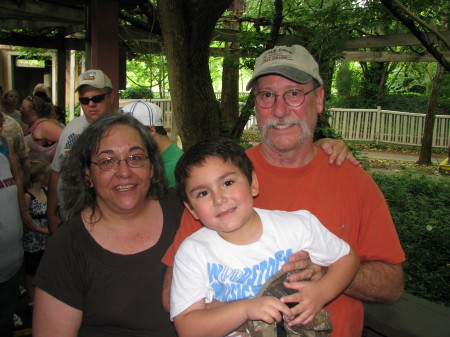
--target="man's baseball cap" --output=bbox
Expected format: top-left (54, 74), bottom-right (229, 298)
top-left (75, 69), bottom-right (112, 92)
top-left (246, 45), bottom-right (323, 90)
top-left (121, 101), bottom-right (163, 127)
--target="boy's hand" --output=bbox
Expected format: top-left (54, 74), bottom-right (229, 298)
top-left (280, 281), bottom-right (326, 326)
top-left (245, 296), bottom-right (293, 325)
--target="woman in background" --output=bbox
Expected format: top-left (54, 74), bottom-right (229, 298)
top-left (20, 95), bottom-right (62, 162)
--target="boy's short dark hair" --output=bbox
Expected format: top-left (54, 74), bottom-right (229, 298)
top-left (175, 138), bottom-right (254, 203)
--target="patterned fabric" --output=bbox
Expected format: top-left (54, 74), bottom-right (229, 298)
top-left (27, 120), bottom-right (57, 148)
top-left (23, 190), bottom-right (48, 253)
top-left (2, 115), bottom-right (29, 159)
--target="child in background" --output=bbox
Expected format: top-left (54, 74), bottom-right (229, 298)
top-left (170, 138), bottom-right (359, 337)
top-left (24, 159), bottom-right (50, 307)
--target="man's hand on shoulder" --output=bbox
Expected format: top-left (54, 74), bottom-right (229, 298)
top-left (316, 138), bottom-right (360, 167)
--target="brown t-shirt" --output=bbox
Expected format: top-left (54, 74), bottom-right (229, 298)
top-left (34, 188), bottom-right (183, 337)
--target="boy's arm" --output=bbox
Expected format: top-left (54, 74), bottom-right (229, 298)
top-left (174, 296), bottom-right (292, 337)
top-left (281, 248), bottom-right (359, 327)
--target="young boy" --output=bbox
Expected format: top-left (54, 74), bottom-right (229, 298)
top-left (171, 138), bottom-right (359, 337)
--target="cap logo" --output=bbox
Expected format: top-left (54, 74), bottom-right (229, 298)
top-left (81, 72), bottom-right (96, 81)
top-left (259, 48), bottom-right (294, 66)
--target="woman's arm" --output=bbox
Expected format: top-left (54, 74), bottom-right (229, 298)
top-left (33, 288), bottom-right (82, 337)
top-left (7, 139), bottom-right (37, 230)
top-left (38, 120), bottom-right (63, 142)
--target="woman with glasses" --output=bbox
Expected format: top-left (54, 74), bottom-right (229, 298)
top-left (20, 95), bottom-right (62, 162)
top-left (33, 113), bottom-right (183, 337)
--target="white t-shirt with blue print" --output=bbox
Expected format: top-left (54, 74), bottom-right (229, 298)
top-left (170, 207), bottom-right (350, 320)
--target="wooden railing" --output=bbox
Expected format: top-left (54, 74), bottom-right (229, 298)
top-left (328, 107), bottom-right (450, 148)
top-left (363, 293), bottom-right (450, 337)
top-left (119, 100), bottom-right (450, 148)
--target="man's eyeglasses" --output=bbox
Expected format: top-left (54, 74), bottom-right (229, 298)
top-left (79, 91), bottom-right (111, 105)
top-left (254, 87), bottom-right (318, 109)
top-left (90, 154), bottom-right (149, 171)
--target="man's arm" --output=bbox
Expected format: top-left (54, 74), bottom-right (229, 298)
top-left (282, 252), bottom-right (404, 304)
top-left (47, 170), bottom-right (61, 233)
top-left (344, 261), bottom-right (403, 303)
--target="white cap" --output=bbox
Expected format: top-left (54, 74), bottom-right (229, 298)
top-left (246, 45), bottom-right (323, 90)
top-left (121, 101), bottom-right (163, 127)
top-left (75, 69), bottom-right (112, 92)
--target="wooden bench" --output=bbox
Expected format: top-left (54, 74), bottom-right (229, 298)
top-left (363, 293), bottom-right (450, 337)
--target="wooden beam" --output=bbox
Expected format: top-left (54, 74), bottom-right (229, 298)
top-left (0, 19), bottom-right (83, 30)
top-left (342, 51), bottom-right (450, 62)
top-left (0, 34), bottom-right (85, 50)
top-left (345, 31), bottom-right (450, 49)
top-left (210, 29), bottom-right (450, 49)
top-left (0, 0), bottom-right (84, 23)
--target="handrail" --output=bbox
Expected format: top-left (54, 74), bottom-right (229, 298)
top-left (363, 293), bottom-right (450, 337)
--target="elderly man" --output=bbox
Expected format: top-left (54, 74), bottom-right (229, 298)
top-left (47, 70), bottom-right (115, 232)
top-left (162, 45), bottom-right (405, 337)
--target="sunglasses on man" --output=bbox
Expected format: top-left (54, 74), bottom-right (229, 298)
top-left (79, 91), bottom-right (111, 105)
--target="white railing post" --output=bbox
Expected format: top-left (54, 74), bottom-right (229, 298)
top-left (375, 106), bottom-right (382, 144)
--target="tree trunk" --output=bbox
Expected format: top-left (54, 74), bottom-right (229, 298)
top-left (230, 0), bottom-right (283, 139)
top-left (417, 63), bottom-right (444, 165)
top-left (231, 91), bottom-right (255, 139)
top-left (220, 0), bottom-right (245, 130)
top-left (157, 0), bottom-right (234, 149)
top-left (220, 46), bottom-right (240, 129)
top-left (360, 61), bottom-right (389, 107)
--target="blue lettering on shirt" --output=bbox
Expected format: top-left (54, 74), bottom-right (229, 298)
top-left (207, 249), bottom-right (292, 302)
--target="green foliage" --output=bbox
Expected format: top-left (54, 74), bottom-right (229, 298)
top-left (328, 93), bottom-right (450, 115)
top-left (64, 103), bottom-right (81, 123)
top-left (14, 46), bottom-right (54, 60)
top-left (126, 56), bottom-right (169, 98)
top-left (334, 62), bottom-right (358, 97)
top-left (119, 86), bottom-right (153, 100)
top-left (372, 173), bottom-right (450, 306)
top-left (348, 140), bottom-right (448, 156)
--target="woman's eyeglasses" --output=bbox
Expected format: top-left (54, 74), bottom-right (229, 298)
top-left (90, 154), bottom-right (149, 171)
top-left (79, 91), bottom-right (111, 105)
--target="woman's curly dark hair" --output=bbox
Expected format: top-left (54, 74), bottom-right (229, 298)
top-left (61, 113), bottom-right (167, 223)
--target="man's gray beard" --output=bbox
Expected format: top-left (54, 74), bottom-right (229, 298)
top-left (259, 117), bottom-right (313, 153)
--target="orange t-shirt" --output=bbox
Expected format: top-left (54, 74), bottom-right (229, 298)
top-left (162, 145), bottom-right (405, 337)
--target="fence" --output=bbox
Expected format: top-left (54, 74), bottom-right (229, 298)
top-left (328, 107), bottom-right (450, 148)
top-left (119, 99), bottom-right (450, 148)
